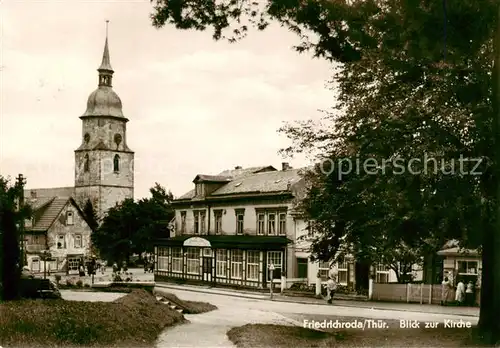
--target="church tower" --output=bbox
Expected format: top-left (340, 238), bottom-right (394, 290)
top-left (74, 22), bottom-right (134, 218)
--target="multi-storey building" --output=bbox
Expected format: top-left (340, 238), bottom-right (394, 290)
top-left (154, 163), bottom-right (312, 289)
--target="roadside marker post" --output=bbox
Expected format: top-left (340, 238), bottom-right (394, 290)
top-left (269, 263), bottom-right (275, 300)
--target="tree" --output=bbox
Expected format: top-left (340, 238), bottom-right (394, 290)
top-left (92, 184), bottom-right (175, 263)
top-left (150, 0), bottom-right (499, 341)
top-left (83, 199), bottom-right (99, 232)
top-left (0, 175), bottom-right (32, 300)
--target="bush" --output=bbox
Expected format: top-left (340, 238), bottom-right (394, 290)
top-left (76, 280), bottom-right (83, 288)
top-left (54, 275), bottom-right (61, 284)
top-left (65, 279), bottom-right (73, 287)
top-left (154, 290), bottom-right (217, 314)
top-left (0, 290), bottom-right (185, 347)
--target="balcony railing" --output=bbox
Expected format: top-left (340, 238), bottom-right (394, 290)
top-left (26, 244), bottom-right (47, 253)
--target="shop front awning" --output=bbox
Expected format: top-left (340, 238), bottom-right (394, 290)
top-left (155, 235), bottom-right (292, 250)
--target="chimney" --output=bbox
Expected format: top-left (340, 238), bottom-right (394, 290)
top-left (282, 162), bottom-right (290, 171)
top-left (235, 166), bottom-right (242, 170)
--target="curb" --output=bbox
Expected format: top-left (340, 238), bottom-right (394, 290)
top-left (154, 284), bottom-right (480, 318)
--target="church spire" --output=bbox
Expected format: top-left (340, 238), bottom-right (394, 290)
top-left (98, 20), bottom-right (113, 87)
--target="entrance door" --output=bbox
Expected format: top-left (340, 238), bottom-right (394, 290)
top-left (31, 258), bottom-right (40, 272)
top-left (297, 258), bottom-right (308, 279)
top-left (202, 257), bottom-right (212, 282)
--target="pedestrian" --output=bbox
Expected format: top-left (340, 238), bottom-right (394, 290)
top-left (441, 276), bottom-right (452, 306)
top-left (326, 275), bottom-right (337, 304)
top-left (455, 278), bottom-right (465, 305)
top-left (79, 264), bottom-right (85, 277)
top-left (465, 281), bottom-right (474, 306)
top-left (112, 262), bottom-right (118, 274)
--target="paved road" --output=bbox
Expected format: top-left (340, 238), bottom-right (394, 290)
top-left (155, 287), bottom-right (478, 347)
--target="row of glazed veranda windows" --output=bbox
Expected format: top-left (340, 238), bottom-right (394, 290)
top-left (179, 209), bottom-right (287, 235)
top-left (157, 248), bottom-right (283, 281)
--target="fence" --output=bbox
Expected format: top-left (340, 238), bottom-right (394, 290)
top-left (371, 282), bottom-right (481, 306)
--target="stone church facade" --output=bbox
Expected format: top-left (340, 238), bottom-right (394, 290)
top-left (23, 32), bottom-right (134, 273)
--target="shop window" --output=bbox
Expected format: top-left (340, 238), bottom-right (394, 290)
top-left (246, 251), bottom-right (260, 280)
top-left (231, 250), bottom-right (243, 279)
top-left (267, 251), bottom-right (283, 280)
top-left (171, 247), bottom-right (183, 273)
top-left (186, 248), bottom-right (200, 274)
top-left (216, 249), bottom-right (227, 277)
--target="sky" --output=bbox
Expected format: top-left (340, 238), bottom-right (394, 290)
top-left (1, 1), bottom-right (333, 199)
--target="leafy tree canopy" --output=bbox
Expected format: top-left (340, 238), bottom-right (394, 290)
top-left (0, 175), bottom-right (32, 300)
top-left (92, 184), bottom-right (174, 263)
top-left (150, 0), bottom-right (499, 340)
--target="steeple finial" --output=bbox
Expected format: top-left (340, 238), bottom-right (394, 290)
top-left (98, 20), bottom-right (113, 72)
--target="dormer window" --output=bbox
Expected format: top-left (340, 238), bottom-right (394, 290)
top-left (195, 183), bottom-right (203, 196)
top-left (66, 211), bottom-right (74, 225)
top-left (30, 190), bottom-right (37, 199)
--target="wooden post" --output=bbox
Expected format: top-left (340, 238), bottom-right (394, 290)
top-left (420, 283), bottom-right (423, 304)
top-left (406, 283), bottom-right (410, 303)
top-left (429, 284), bottom-right (433, 304)
top-left (269, 263), bottom-right (274, 300)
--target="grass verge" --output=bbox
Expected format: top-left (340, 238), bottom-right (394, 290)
top-left (0, 289), bottom-right (185, 348)
top-left (154, 290), bottom-right (217, 314)
top-left (227, 318), bottom-right (486, 347)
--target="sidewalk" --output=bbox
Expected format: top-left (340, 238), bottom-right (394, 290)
top-left (155, 282), bottom-right (480, 317)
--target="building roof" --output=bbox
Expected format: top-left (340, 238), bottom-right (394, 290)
top-left (176, 165), bottom-right (304, 201)
top-left (193, 175), bottom-right (232, 183)
top-left (211, 168), bottom-right (303, 196)
top-left (437, 247), bottom-right (480, 257)
top-left (26, 196), bottom-right (86, 233)
top-left (217, 166), bottom-right (276, 178)
top-left (24, 186), bottom-right (75, 199)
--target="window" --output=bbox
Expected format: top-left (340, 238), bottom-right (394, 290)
top-left (246, 251), bottom-right (260, 281)
top-left (230, 250), bottom-right (243, 279)
top-left (278, 213), bottom-right (286, 235)
top-left (267, 213), bottom-right (276, 235)
top-left (31, 259), bottom-right (40, 272)
top-left (375, 264), bottom-right (390, 283)
top-left (84, 133), bottom-right (90, 144)
top-left (57, 235), bottom-right (65, 249)
top-left (235, 209), bottom-right (244, 234)
top-left (193, 211), bottom-right (200, 234)
top-left (186, 248), bottom-right (200, 274)
top-left (457, 261), bottom-right (478, 275)
top-left (216, 249), bottom-right (227, 277)
top-left (66, 211), bottom-right (74, 225)
top-left (214, 210), bottom-right (222, 234)
top-left (113, 154), bottom-right (120, 172)
top-left (157, 247), bottom-right (169, 271)
top-left (84, 154), bottom-right (90, 172)
top-left (257, 214), bottom-right (265, 235)
top-left (318, 261), bottom-right (330, 280)
top-left (180, 211), bottom-right (186, 234)
top-left (171, 247), bottom-right (183, 273)
top-left (337, 260), bottom-right (348, 284)
top-left (200, 211), bottom-right (206, 234)
top-left (74, 234), bottom-right (82, 248)
top-left (267, 251), bottom-right (283, 280)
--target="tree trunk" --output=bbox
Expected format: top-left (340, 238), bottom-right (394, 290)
top-left (1, 211), bottom-right (20, 300)
top-left (478, 5), bottom-right (500, 344)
